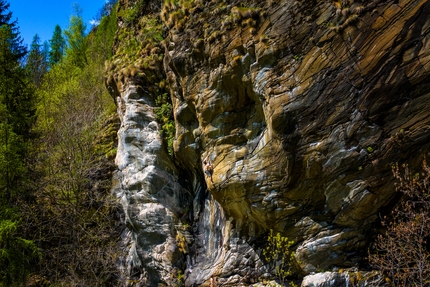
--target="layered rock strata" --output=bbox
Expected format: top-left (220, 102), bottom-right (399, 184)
top-left (107, 0), bottom-right (430, 285)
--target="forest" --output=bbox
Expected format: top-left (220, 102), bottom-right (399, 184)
top-left (0, 0), bottom-right (123, 286)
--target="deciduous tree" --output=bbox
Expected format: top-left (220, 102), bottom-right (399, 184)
top-left (64, 3), bottom-right (88, 68)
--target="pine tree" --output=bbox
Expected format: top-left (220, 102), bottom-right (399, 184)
top-left (0, 1), bottom-right (39, 285)
top-left (26, 34), bottom-right (48, 86)
top-left (49, 24), bottom-right (65, 66)
top-left (42, 40), bottom-right (49, 69)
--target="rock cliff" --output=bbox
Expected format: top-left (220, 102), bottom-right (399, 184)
top-left (106, 0), bottom-right (430, 286)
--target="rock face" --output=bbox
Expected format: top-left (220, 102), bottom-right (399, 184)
top-left (107, 0), bottom-right (430, 286)
top-left (300, 271), bottom-right (382, 287)
top-left (112, 83), bottom-right (190, 286)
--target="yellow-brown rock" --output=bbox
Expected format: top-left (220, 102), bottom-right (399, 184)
top-left (165, 0), bottom-right (430, 280)
top-left (107, 0), bottom-right (430, 285)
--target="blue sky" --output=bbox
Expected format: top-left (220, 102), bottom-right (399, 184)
top-left (8, 0), bottom-right (107, 47)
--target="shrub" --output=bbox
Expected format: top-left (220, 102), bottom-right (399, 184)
top-left (155, 93), bottom-right (175, 156)
top-left (368, 161), bottom-right (430, 287)
top-left (263, 229), bottom-right (295, 284)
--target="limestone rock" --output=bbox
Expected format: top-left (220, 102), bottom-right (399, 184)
top-left (301, 271), bottom-right (383, 287)
top-left (301, 272), bottom-right (348, 287)
top-left (107, 0), bottom-right (430, 285)
top-left (113, 83), bottom-right (190, 286)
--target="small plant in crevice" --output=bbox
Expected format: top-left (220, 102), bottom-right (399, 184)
top-left (175, 231), bottom-right (187, 254)
top-left (262, 229), bottom-right (296, 285)
top-left (175, 268), bottom-right (185, 287)
top-left (329, 0), bottom-right (365, 32)
top-left (155, 92), bottom-right (175, 156)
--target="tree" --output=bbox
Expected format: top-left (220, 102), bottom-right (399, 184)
top-left (26, 34), bottom-right (48, 86)
top-left (23, 4), bottom-right (122, 284)
top-left (64, 3), bottom-right (88, 68)
top-left (0, 0), bottom-right (40, 285)
top-left (0, 2), bottom-right (35, 199)
top-left (28, 57), bottom-right (121, 287)
top-left (41, 40), bottom-right (49, 71)
top-left (0, 0), bottom-right (25, 61)
top-left (369, 162), bottom-right (430, 287)
top-left (49, 24), bottom-right (65, 66)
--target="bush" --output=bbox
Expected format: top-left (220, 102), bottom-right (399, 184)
top-left (263, 229), bottom-right (295, 284)
top-left (155, 93), bottom-right (175, 156)
top-left (368, 161), bottom-right (430, 287)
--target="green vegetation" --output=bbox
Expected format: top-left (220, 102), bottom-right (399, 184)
top-left (155, 92), bottom-right (175, 156)
top-left (263, 229), bottom-right (296, 285)
top-left (0, 0), bottom-right (122, 285)
top-left (26, 34), bottom-right (49, 87)
top-left (64, 4), bottom-right (88, 68)
top-left (109, 13), bottom-right (163, 75)
top-left (48, 25), bottom-right (65, 66)
top-left (108, 1), bottom-right (175, 157)
top-left (118, 0), bottom-right (146, 27)
top-left (25, 3), bottom-right (121, 285)
top-left (0, 0), bottom-right (41, 285)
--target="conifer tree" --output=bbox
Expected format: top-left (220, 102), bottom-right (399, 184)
top-left (49, 24), bottom-right (65, 66)
top-left (42, 39), bottom-right (49, 68)
top-left (0, 0), bottom-right (39, 285)
top-left (26, 34), bottom-right (48, 86)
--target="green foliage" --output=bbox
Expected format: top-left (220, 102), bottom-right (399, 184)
top-left (118, 0), bottom-right (146, 26)
top-left (26, 34), bottom-right (48, 87)
top-left (49, 25), bottom-right (65, 66)
top-left (155, 93), bottom-right (175, 156)
top-left (0, 123), bottom-right (26, 200)
top-left (29, 52), bottom-right (120, 285)
top-left (0, 209), bottom-right (40, 287)
top-left (64, 3), bottom-right (88, 68)
top-left (139, 16), bottom-right (163, 43)
top-left (108, 10), bottom-right (164, 82)
top-left (263, 229), bottom-right (295, 284)
top-left (0, 2), bottom-right (26, 61)
top-left (91, 2), bottom-right (118, 60)
top-left (20, 1), bottom-right (121, 285)
top-left (0, 1), bottom-right (39, 285)
top-left (172, 268), bottom-right (185, 287)
top-left (118, 7), bottom-right (138, 26)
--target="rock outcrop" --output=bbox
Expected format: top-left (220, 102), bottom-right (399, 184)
top-left (107, 0), bottom-right (430, 286)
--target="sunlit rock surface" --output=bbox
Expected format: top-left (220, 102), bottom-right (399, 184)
top-left (108, 0), bottom-right (430, 285)
top-left (112, 83), bottom-right (190, 285)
